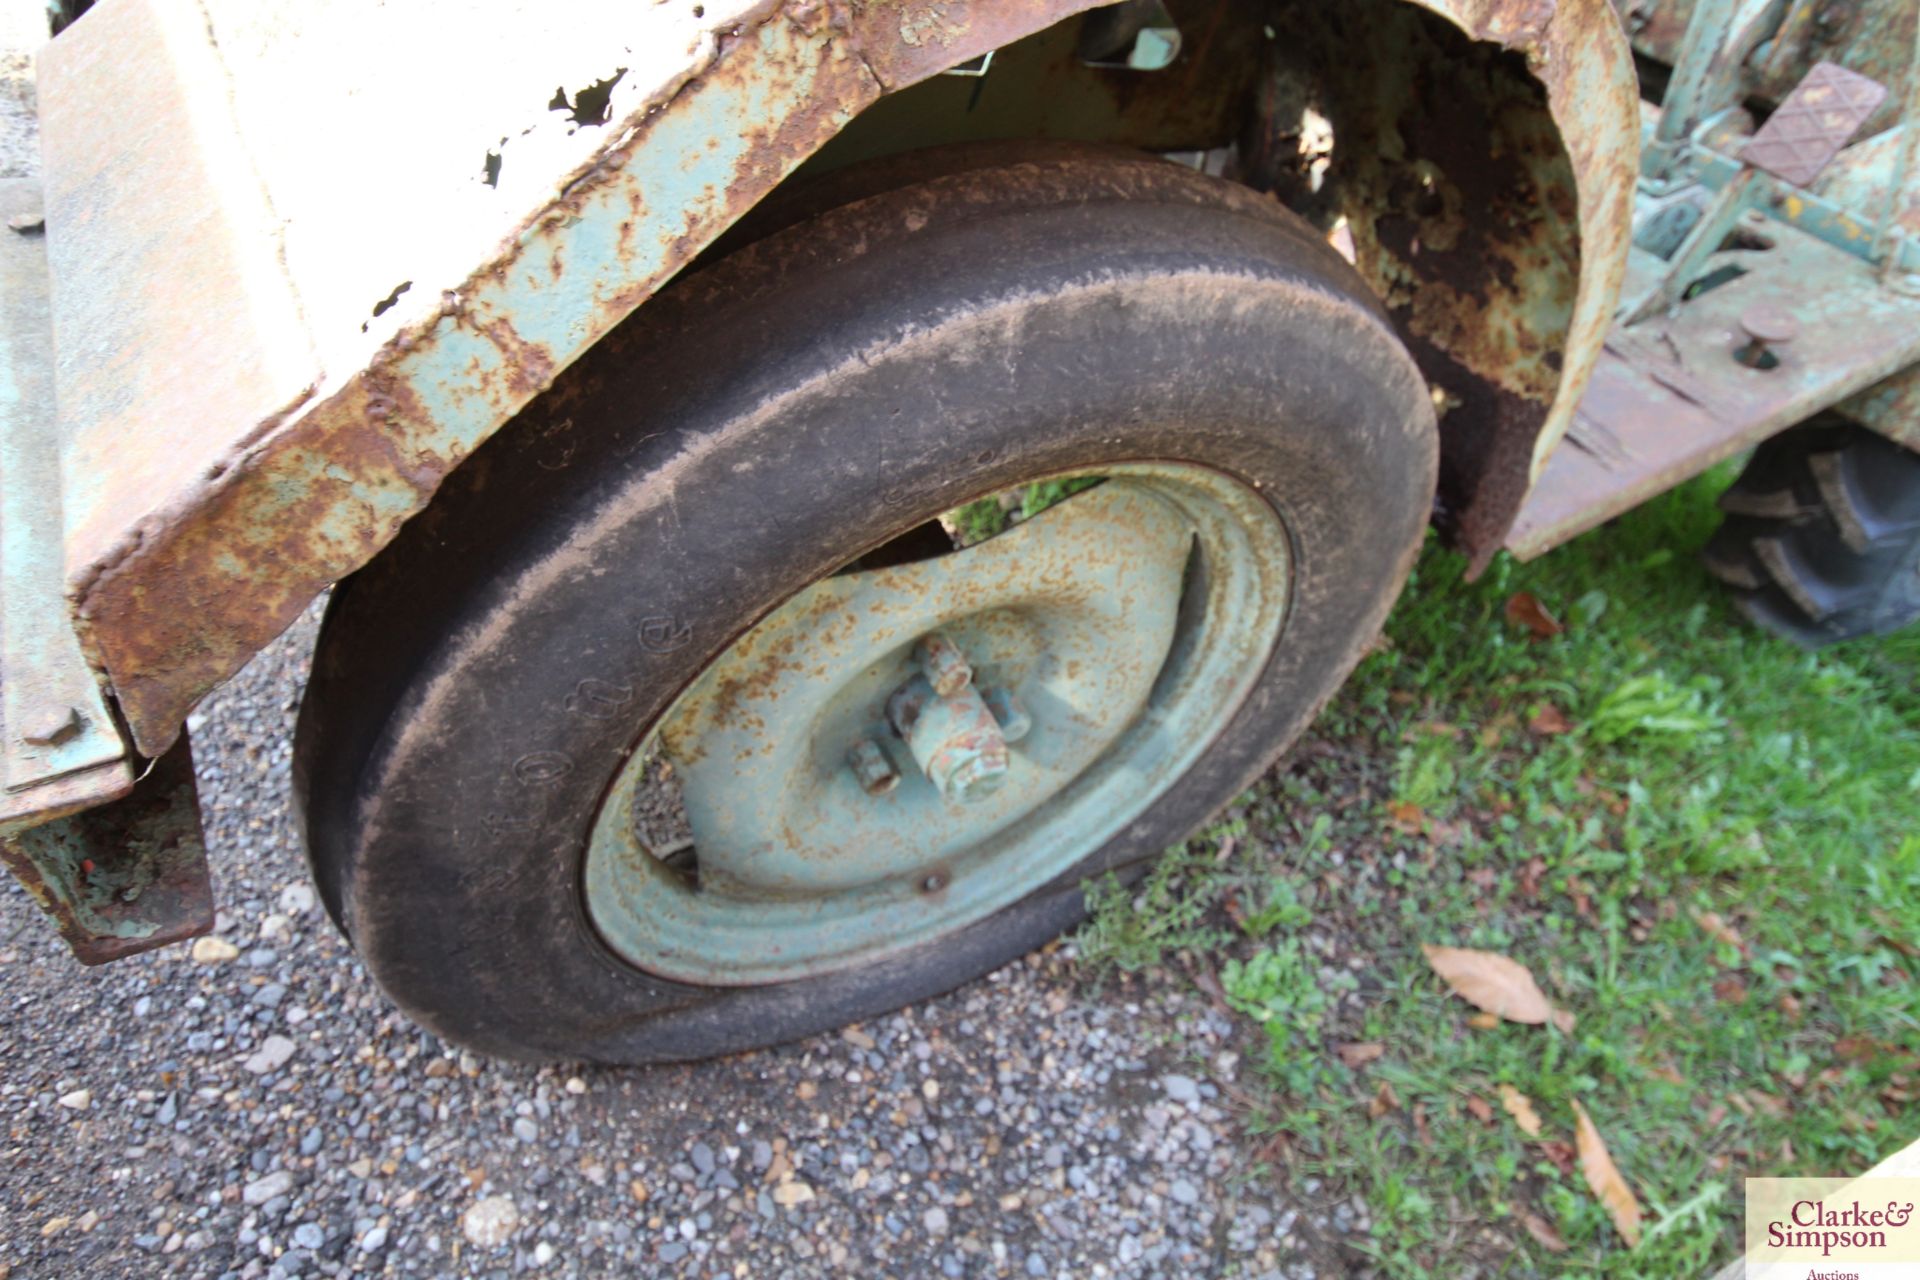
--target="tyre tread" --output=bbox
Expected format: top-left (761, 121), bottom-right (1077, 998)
top-left (1705, 417), bottom-right (1920, 647)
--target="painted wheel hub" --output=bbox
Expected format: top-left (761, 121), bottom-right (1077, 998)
top-left (584, 465), bottom-right (1291, 985)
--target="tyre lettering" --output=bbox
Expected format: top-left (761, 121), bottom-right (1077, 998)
top-left (483, 812), bottom-right (537, 838)
top-left (638, 615), bottom-right (693, 653)
top-left (512, 750), bottom-right (574, 785)
top-left (565, 677), bottom-right (635, 721)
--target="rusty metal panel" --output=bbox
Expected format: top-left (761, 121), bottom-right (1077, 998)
top-left (0, 176), bottom-right (130, 826)
top-left (36, 0), bottom-right (1633, 758)
top-left (1263, 0), bottom-right (1639, 570)
top-left (1839, 363), bottom-right (1920, 449)
top-left (1507, 220), bottom-right (1920, 557)
top-left (1742, 60), bottom-right (1889, 186)
top-left (37, 0), bottom-right (322, 592)
top-left (0, 737), bottom-right (211, 963)
top-left (44, 0), bottom-right (1101, 759)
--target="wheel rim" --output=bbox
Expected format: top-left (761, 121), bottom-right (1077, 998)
top-left (583, 464), bottom-right (1291, 985)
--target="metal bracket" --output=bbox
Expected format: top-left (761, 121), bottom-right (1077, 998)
top-left (0, 177), bottom-right (212, 963)
top-left (0, 737), bottom-right (213, 964)
top-left (0, 177), bottom-right (133, 822)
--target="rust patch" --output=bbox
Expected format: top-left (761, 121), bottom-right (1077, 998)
top-left (0, 737), bottom-right (211, 965)
top-left (1251, 0), bottom-right (1634, 571)
top-left (75, 0), bottom-right (1633, 756)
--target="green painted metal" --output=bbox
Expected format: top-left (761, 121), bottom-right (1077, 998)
top-left (584, 467), bottom-right (1290, 986)
top-left (0, 177), bottom-right (129, 822)
top-left (0, 134), bottom-right (213, 969)
top-left (1512, 0), bottom-right (1920, 556)
top-left (1676, 141), bottom-right (1920, 273)
top-left (0, 739), bottom-right (212, 963)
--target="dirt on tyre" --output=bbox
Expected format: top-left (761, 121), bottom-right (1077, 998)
top-left (1704, 417), bottom-right (1920, 647)
top-left (292, 144), bottom-right (1437, 1063)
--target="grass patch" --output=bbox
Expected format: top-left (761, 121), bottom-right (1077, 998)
top-left (1082, 467), bottom-right (1920, 1276)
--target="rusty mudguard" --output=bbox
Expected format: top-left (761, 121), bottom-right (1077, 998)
top-left (37, 0), bottom-right (1636, 763)
top-left (4, 0), bottom-right (1634, 960)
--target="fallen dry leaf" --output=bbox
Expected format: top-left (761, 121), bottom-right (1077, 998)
top-left (1834, 1036), bottom-right (1884, 1062)
top-left (1422, 945), bottom-right (1574, 1031)
top-left (1516, 857), bottom-right (1546, 899)
top-left (1466, 1095), bottom-right (1494, 1125)
top-left (1518, 1209), bottom-right (1569, 1253)
top-left (1370, 1081), bottom-right (1400, 1118)
top-left (1528, 704), bottom-right (1574, 735)
top-left (1504, 592), bottom-right (1565, 640)
top-left (1692, 910), bottom-right (1743, 951)
top-left (1498, 1084), bottom-right (1543, 1137)
top-left (1386, 801), bottom-right (1425, 834)
top-left (1336, 1042), bottom-right (1385, 1069)
top-left (1572, 1101), bottom-right (1642, 1247)
top-left (1713, 974), bottom-right (1748, 1005)
top-left (1541, 1140), bottom-right (1577, 1176)
top-left (1467, 1011), bottom-right (1501, 1031)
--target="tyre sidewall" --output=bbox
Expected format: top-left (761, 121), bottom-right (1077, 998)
top-left (305, 200), bottom-right (1434, 1063)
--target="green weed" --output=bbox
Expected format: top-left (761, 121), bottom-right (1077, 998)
top-left (1078, 464), bottom-right (1920, 1277)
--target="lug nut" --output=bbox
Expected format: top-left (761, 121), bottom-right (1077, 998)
top-left (846, 738), bottom-right (900, 796)
top-left (915, 632), bottom-right (973, 698)
top-left (979, 687), bottom-right (1031, 743)
top-left (21, 704), bottom-right (82, 747)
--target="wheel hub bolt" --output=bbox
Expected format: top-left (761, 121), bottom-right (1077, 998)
top-left (915, 632), bottom-right (973, 698)
top-left (884, 631), bottom-right (1028, 804)
top-left (979, 687), bottom-right (1030, 743)
top-left (845, 738), bottom-right (900, 796)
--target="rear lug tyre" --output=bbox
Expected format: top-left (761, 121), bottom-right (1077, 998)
top-left (1705, 417), bottom-right (1920, 646)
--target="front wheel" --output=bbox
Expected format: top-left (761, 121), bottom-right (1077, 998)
top-left (292, 145), bottom-right (1436, 1062)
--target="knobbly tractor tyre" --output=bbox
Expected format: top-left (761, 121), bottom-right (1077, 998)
top-left (1703, 417), bottom-right (1920, 646)
top-left (291, 145), bottom-right (1437, 1063)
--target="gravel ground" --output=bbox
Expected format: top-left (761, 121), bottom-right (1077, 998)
top-left (0, 607), bottom-right (1361, 1279)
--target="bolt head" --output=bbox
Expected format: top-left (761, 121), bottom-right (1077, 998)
top-left (942, 750), bottom-right (1008, 804)
top-left (846, 738), bottom-right (900, 796)
top-left (1739, 303), bottom-right (1798, 347)
top-left (919, 870), bottom-right (949, 894)
top-left (914, 632), bottom-right (974, 699)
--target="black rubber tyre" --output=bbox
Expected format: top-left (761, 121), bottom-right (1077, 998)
top-left (292, 145), bottom-right (1436, 1063)
top-left (1703, 418), bottom-right (1920, 647)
